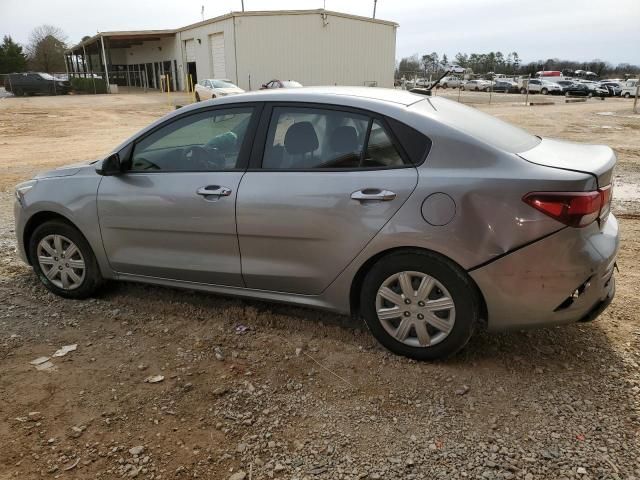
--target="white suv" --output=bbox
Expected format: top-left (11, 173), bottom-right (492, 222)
top-left (522, 79), bottom-right (563, 95)
top-left (620, 79), bottom-right (639, 98)
top-left (440, 76), bottom-right (465, 88)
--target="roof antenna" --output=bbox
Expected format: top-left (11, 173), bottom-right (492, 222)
top-left (372, 0), bottom-right (377, 18)
top-left (201, 5), bottom-right (204, 21)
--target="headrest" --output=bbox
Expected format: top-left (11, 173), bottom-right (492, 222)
top-left (284, 122), bottom-right (319, 155)
top-left (329, 125), bottom-right (358, 153)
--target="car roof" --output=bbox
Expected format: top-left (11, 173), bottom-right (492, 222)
top-left (187, 86), bottom-right (429, 109)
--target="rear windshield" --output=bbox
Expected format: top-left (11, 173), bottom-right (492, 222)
top-left (421, 97), bottom-right (541, 153)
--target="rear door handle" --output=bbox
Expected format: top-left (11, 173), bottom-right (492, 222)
top-left (196, 185), bottom-right (232, 197)
top-left (351, 189), bottom-right (396, 202)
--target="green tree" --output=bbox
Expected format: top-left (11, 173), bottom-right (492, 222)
top-left (0, 35), bottom-right (28, 73)
top-left (27, 24), bottom-right (67, 73)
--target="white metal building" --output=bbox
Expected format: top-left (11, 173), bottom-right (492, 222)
top-left (65, 9), bottom-right (398, 92)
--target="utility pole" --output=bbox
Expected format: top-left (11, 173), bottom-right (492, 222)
top-left (241, 0), bottom-right (245, 12)
top-left (373, 0), bottom-right (377, 18)
top-left (201, 5), bottom-right (204, 21)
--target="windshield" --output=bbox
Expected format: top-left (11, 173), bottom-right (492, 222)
top-left (420, 97), bottom-right (541, 153)
top-left (210, 79), bottom-right (237, 88)
top-left (282, 81), bottom-right (302, 88)
top-left (38, 73), bottom-right (55, 80)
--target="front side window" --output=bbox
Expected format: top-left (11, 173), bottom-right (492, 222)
top-left (262, 107), bottom-right (408, 170)
top-left (130, 108), bottom-right (253, 172)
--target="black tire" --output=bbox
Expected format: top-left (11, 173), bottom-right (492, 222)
top-left (195, 92), bottom-right (200, 102)
top-left (520, 88), bottom-right (527, 94)
top-left (359, 251), bottom-right (481, 360)
top-left (541, 88), bottom-right (548, 95)
top-left (14, 87), bottom-right (23, 97)
top-left (624, 92), bottom-right (631, 98)
top-left (28, 220), bottom-right (103, 299)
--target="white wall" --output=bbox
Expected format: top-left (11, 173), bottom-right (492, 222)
top-left (234, 12), bottom-right (396, 90)
top-left (109, 12), bottom-right (396, 92)
top-left (178, 18), bottom-right (236, 88)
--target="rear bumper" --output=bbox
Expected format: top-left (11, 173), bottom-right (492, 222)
top-left (470, 214), bottom-right (619, 331)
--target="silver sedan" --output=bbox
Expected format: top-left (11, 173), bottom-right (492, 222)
top-left (14, 87), bottom-right (618, 360)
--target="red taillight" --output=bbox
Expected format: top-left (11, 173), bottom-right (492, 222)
top-left (523, 187), bottom-right (611, 228)
top-left (599, 184), bottom-right (612, 220)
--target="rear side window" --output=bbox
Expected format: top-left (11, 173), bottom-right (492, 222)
top-left (422, 97), bottom-right (541, 153)
top-left (262, 107), bottom-right (412, 170)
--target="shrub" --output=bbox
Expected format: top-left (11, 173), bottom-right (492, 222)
top-left (70, 77), bottom-right (107, 94)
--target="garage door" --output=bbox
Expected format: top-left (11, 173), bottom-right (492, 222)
top-left (184, 39), bottom-right (196, 62)
top-left (209, 33), bottom-right (226, 79)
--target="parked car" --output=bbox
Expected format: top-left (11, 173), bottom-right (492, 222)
top-left (598, 81), bottom-right (622, 96)
top-left (194, 79), bottom-right (244, 102)
top-left (462, 79), bottom-right (491, 91)
top-left (3, 72), bottom-right (71, 96)
top-left (492, 80), bottom-right (519, 93)
top-left (563, 83), bottom-right (608, 98)
top-left (260, 79), bottom-right (303, 89)
top-left (620, 79), bottom-right (639, 98)
top-left (14, 87), bottom-right (618, 360)
top-left (553, 80), bottom-right (576, 90)
top-left (521, 79), bottom-right (562, 95)
top-left (440, 76), bottom-right (465, 89)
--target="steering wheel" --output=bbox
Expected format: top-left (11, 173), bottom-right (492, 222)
top-left (181, 145), bottom-right (225, 170)
top-left (131, 157), bottom-right (160, 170)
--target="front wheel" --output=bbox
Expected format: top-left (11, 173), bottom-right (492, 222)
top-left (359, 251), bottom-right (481, 360)
top-left (541, 88), bottom-right (548, 95)
top-left (520, 88), bottom-right (527, 94)
top-left (29, 220), bottom-right (103, 299)
top-left (624, 92), bottom-right (631, 98)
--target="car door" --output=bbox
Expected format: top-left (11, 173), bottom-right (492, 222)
top-left (236, 104), bottom-right (419, 295)
top-left (97, 104), bottom-right (260, 286)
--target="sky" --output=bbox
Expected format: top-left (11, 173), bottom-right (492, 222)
top-left (1, 0), bottom-right (639, 65)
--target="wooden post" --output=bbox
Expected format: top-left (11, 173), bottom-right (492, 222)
top-left (189, 74), bottom-right (195, 103)
top-left (634, 83), bottom-right (639, 114)
top-left (525, 74), bottom-right (530, 105)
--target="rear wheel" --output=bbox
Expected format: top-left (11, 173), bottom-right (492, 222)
top-left (624, 92), bottom-right (631, 98)
top-left (520, 88), bottom-right (527, 94)
top-left (14, 87), bottom-right (23, 97)
top-left (29, 220), bottom-right (103, 299)
top-left (359, 251), bottom-right (480, 360)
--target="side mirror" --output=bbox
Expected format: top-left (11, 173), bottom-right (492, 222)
top-left (96, 153), bottom-right (122, 176)
top-left (261, 84), bottom-right (267, 88)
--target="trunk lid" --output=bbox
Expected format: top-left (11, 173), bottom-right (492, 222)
top-left (518, 138), bottom-right (616, 187)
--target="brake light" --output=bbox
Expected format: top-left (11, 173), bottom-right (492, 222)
top-left (599, 184), bottom-right (612, 220)
top-left (523, 188), bottom-right (611, 227)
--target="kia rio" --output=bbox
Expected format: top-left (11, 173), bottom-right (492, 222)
top-left (14, 87), bottom-right (618, 360)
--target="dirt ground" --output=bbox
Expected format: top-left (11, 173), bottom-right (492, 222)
top-left (0, 91), bottom-right (639, 480)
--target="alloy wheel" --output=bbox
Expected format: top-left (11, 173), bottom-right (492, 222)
top-left (37, 234), bottom-right (86, 290)
top-left (375, 271), bottom-right (456, 348)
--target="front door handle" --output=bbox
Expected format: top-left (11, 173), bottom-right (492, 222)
top-left (196, 185), bottom-right (232, 197)
top-left (351, 189), bottom-right (397, 202)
